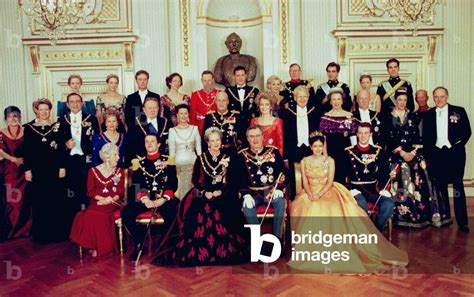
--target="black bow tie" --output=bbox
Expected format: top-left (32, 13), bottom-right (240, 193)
top-left (237, 87), bottom-right (245, 90)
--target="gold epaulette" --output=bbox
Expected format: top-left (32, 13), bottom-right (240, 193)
top-left (344, 145), bottom-right (355, 151)
top-left (206, 110), bottom-right (215, 115)
top-left (230, 110), bottom-right (240, 115)
top-left (373, 144), bottom-right (382, 149)
top-left (307, 79), bottom-right (315, 88)
top-left (166, 155), bottom-right (176, 165)
top-left (266, 145), bottom-right (278, 150)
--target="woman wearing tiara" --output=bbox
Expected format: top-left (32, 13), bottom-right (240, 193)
top-left (288, 133), bottom-right (408, 273)
top-left (23, 99), bottom-right (68, 243)
top-left (152, 127), bottom-right (248, 267)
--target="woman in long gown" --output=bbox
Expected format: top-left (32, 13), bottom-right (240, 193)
top-left (383, 90), bottom-right (450, 228)
top-left (70, 143), bottom-right (125, 258)
top-left (168, 104), bottom-right (201, 199)
top-left (92, 109), bottom-right (126, 167)
top-left (319, 88), bottom-right (357, 183)
top-left (95, 74), bottom-right (127, 133)
top-left (288, 134), bottom-right (408, 273)
top-left (250, 92), bottom-right (284, 156)
top-left (23, 99), bottom-right (68, 243)
top-left (0, 106), bottom-right (30, 241)
top-left (152, 127), bottom-right (248, 267)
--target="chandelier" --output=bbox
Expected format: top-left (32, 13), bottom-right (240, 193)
top-left (366, 0), bottom-right (444, 35)
top-left (18, 0), bottom-right (103, 43)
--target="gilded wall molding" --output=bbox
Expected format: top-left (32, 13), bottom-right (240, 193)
top-left (41, 49), bottom-right (123, 63)
top-left (180, 0), bottom-right (190, 67)
top-left (29, 46), bottom-right (40, 74)
top-left (280, 0), bottom-right (288, 64)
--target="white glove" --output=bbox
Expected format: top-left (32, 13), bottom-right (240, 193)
top-left (272, 190), bottom-right (284, 200)
top-left (379, 190), bottom-right (391, 198)
top-left (243, 194), bottom-right (255, 209)
top-left (350, 189), bottom-right (362, 197)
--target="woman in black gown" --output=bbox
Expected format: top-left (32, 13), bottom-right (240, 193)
top-left (152, 127), bottom-right (248, 267)
top-left (383, 90), bottom-right (450, 228)
top-left (23, 99), bottom-right (68, 243)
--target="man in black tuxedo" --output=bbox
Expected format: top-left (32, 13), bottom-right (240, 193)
top-left (423, 86), bottom-right (471, 233)
top-left (126, 97), bottom-right (170, 167)
top-left (315, 62), bottom-right (351, 112)
top-left (226, 66), bottom-right (259, 133)
top-left (124, 70), bottom-right (162, 129)
top-left (281, 85), bottom-right (321, 198)
top-left (59, 93), bottom-right (99, 233)
top-left (376, 58), bottom-right (414, 117)
top-left (351, 90), bottom-right (382, 146)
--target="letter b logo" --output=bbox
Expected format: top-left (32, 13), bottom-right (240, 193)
top-left (245, 224), bottom-right (281, 263)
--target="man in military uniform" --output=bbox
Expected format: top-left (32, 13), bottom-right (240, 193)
top-left (122, 134), bottom-right (179, 261)
top-left (214, 32), bottom-right (257, 87)
top-left (279, 63), bottom-right (316, 113)
top-left (345, 123), bottom-right (394, 232)
top-left (376, 58), bottom-right (414, 116)
top-left (315, 62), bottom-right (351, 112)
top-left (190, 70), bottom-right (220, 134)
top-left (125, 97), bottom-right (170, 166)
top-left (202, 91), bottom-right (243, 154)
top-left (59, 92), bottom-right (99, 233)
top-left (226, 66), bottom-right (259, 133)
top-left (237, 126), bottom-right (286, 239)
top-left (350, 90), bottom-right (382, 146)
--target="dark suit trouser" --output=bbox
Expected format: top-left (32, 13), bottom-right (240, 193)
top-left (65, 155), bottom-right (88, 234)
top-left (121, 199), bottom-right (179, 245)
top-left (430, 146), bottom-right (467, 227)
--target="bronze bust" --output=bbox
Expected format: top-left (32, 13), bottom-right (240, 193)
top-left (214, 32), bottom-right (257, 87)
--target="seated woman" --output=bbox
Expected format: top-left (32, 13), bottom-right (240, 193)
top-left (288, 134), bottom-right (408, 273)
top-left (70, 143), bottom-right (125, 258)
top-left (152, 127), bottom-right (248, 267)
top-left (383, 90), bottom-right (450, 228)
top-left (92, 109), bottom-right (126, 167)
top-left (250, 92), bottom-right (284, 156)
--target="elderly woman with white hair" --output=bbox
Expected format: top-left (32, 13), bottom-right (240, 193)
top-left (70, 143), bottom-right (125, 258)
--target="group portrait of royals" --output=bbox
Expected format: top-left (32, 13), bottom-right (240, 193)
top-left (0, 57), bottom-right (471, 273)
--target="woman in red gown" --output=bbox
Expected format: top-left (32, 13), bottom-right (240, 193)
top-left (0, 106), bottom-right (30, 241)
top-left (70, 143), bottom-right (125, 257)
top-left (249, 92), bottom-right (284, 155)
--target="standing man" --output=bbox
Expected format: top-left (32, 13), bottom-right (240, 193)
top-left (126, 97), bottom-right (170, 166)
top-left (190, 70), bottom-right (220, 134)
top-left (346, 123), bottom-right (393, 232)
top-left (376, 58), bottom-right (414, 116)
top-left (226, 66), bottom-right (259, 133)
top-left (124, 70), bottom-right (163, 129)
top-left (414, 89), bottom-right (431, 137)
top-left (315, 62), bottom-right (351, 112)
top-left (59, 93), bottom-right (99, 233)
top-left (202, 91), bottom-right (243, 154)
top-left (280, 63), bottom-right (316, 112)
top-left (351, 90), bottom-right (382, 146)
top-left (423, 87), bottom-right (471, 233)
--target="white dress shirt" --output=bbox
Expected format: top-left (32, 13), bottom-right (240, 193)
top-left (139, 90), bottom-right (148, 104)
top-left (147, 117), bottom-right (158, 132)
top-left (237, 85), bottom-right (246, 109)
top-left (435, 105), bottom-right (451, 148)
top-left (350, 108), bottom-right (374, 146)
top-left (70, 111), bottom-right (84, 156)
top-left (296, 105), bottom-right (309, 147)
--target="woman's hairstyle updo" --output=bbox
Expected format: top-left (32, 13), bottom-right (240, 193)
top-left (4, 106), bottom-right (21, 121)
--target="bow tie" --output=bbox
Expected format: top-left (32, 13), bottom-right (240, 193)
top-left (237, 87), bottom-right (245, 91)
top-left (328, 80), bottom-right (338, 85)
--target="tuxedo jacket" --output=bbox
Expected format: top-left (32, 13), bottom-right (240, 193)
top-left (226, 85), bottom-right (259, 126)
top-left (422, 104), bottom-right (471, 160)
top-left (58, 112), bottom-right (99, 162)
top-left (280, 104), bottom-right (322, 161)
top-left (353, 109), bottom-right (383, 146)
top-left (124, 90), bottom-right (161, 129)
top-left (125, 115), bottom-right (170, 165)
